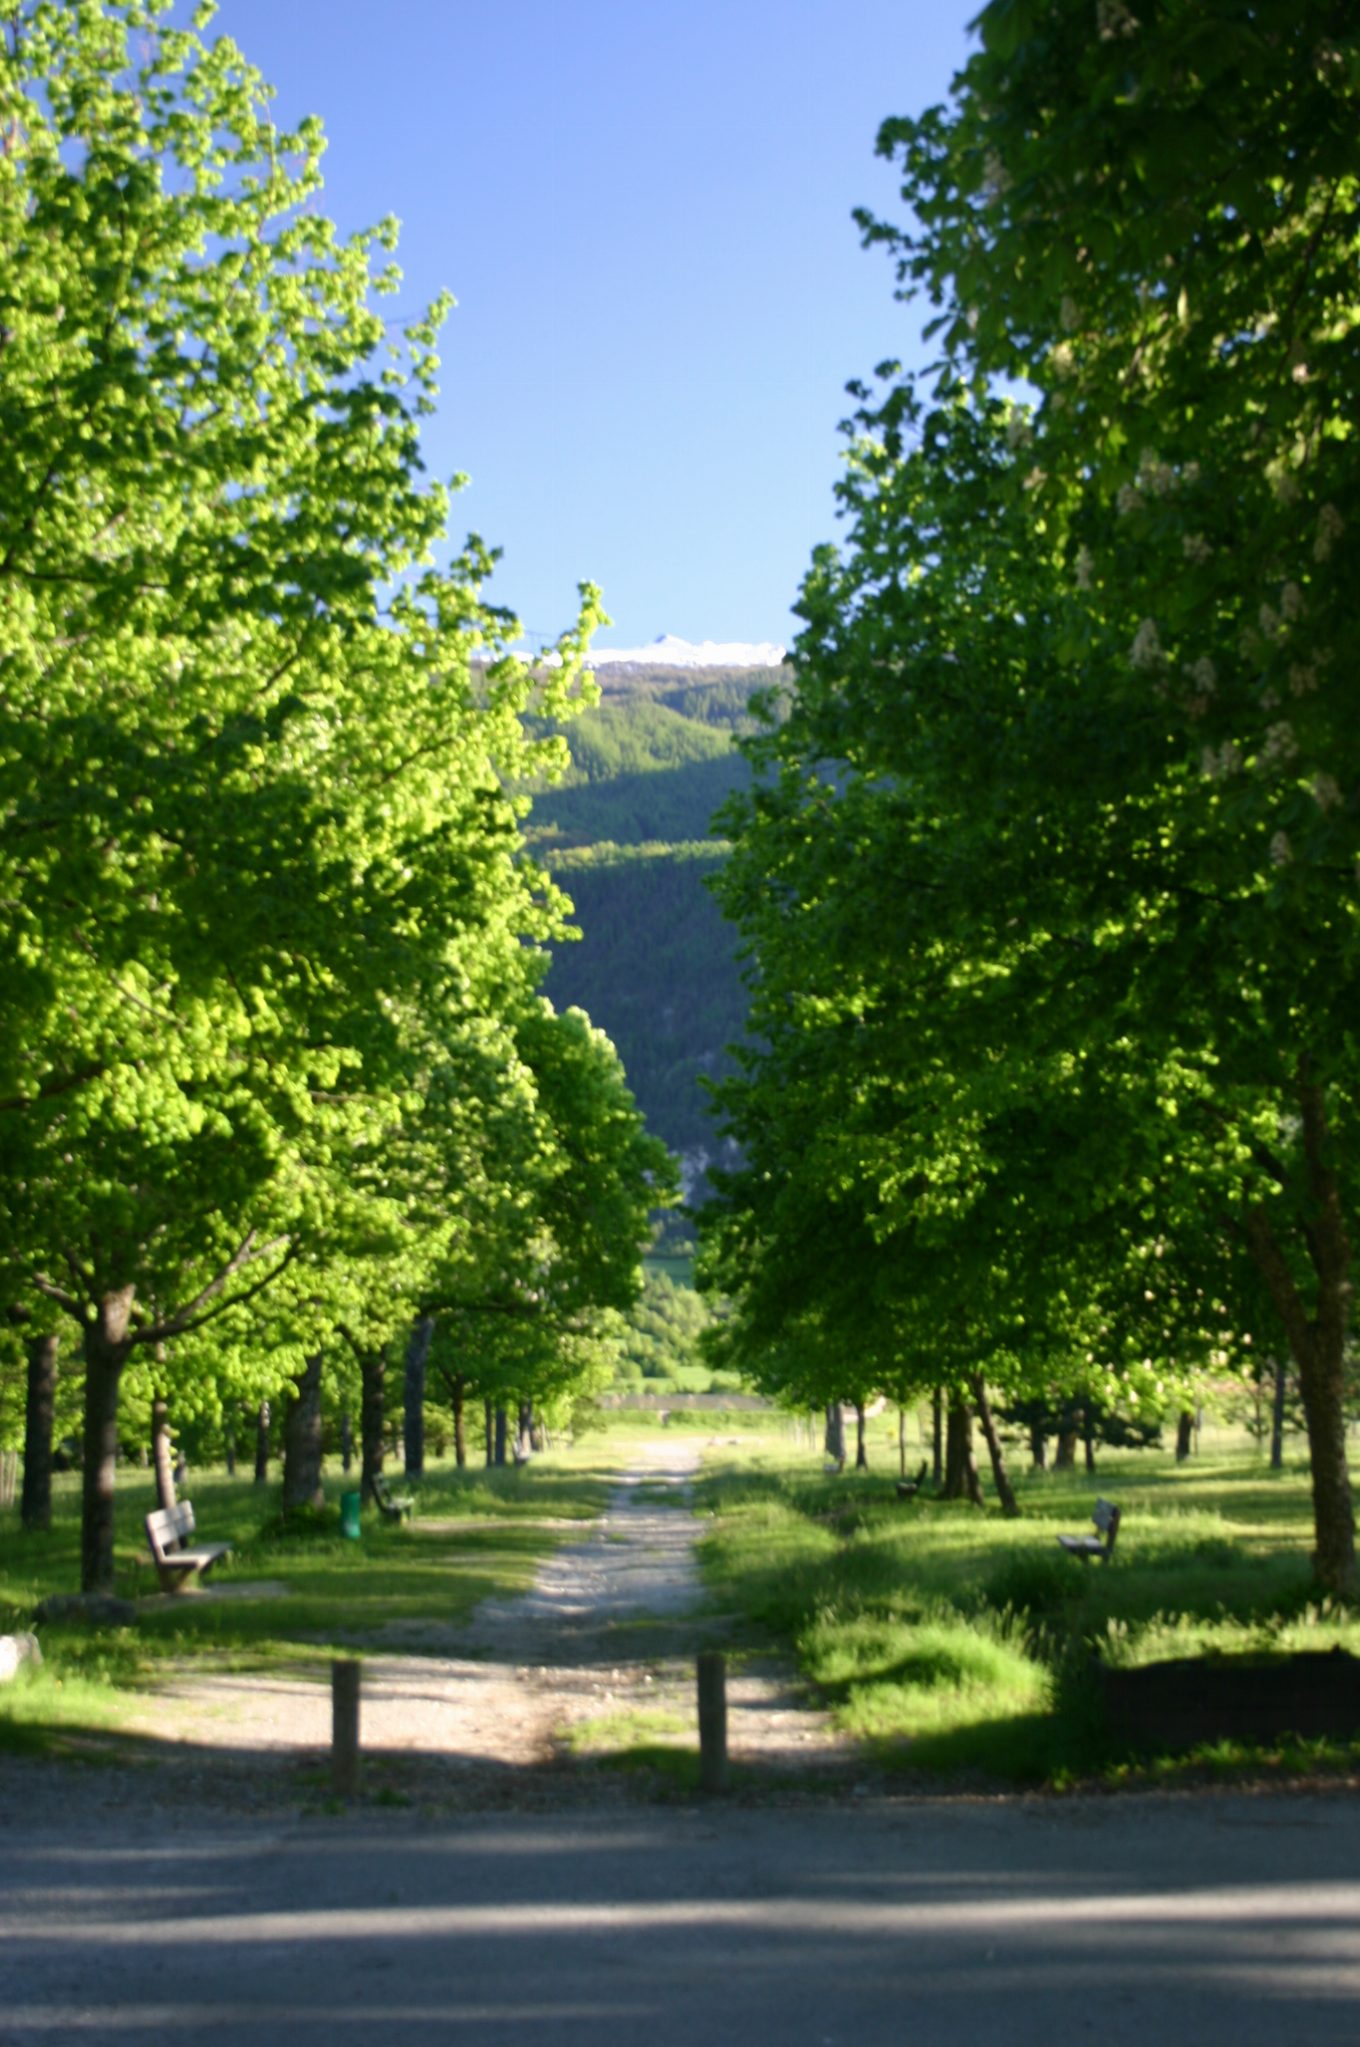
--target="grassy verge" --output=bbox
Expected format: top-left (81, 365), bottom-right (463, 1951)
top-left (0, 1452), bottom-right (613, 1754)
top-left (693, 1444), bottom-right (1360, 1789)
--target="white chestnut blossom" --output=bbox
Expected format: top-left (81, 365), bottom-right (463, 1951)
top-left (1098, 0), bottom-right (1140, 38)
top-left (1074, 545), bottom-right (1094, 590)
top-left (1280, 581), bottom-right (1305, 621)
top-left (1182, 532), bottom-right (1213, 564)
top-left (1269, 830), bottom-right (1293, 866)
top-left (1136, 448), bottom-right (1174, 496)
top-left (1312, 772), bottom-right (1343, 812)
top-left (1129, 617), bottom-right (1163, 669)
top-left (1315, 504), bottom-right (1344, 563)
top-left (1201, 741), bottom-right (1242, 781)
top-left (1261, 720), bottom-right (1298, 766)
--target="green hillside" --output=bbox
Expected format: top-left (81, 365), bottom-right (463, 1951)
top-left (529, 664), bottom-right (784, 1176)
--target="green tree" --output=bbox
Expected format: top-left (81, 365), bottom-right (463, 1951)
top-left (0, 0), bottom-right (601, 1587)
top-left (703, 0), bottom-right (1359, 1584)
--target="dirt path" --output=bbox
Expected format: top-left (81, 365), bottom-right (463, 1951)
top-left (115, 1438), bottom-right (848, 1802)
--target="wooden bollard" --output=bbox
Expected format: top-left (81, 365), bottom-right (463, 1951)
top-left (332, 1658), bottom-right (361, 1798)
top-left (697, 1649), bottom-right (728, 1793)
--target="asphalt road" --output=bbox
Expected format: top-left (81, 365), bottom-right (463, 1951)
top-left (5, 1788), bottom-right (1359, 2043)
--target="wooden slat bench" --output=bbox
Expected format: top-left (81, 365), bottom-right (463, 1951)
top-left (145, 1501), bottom-right (232, 1592)
top-left (372, 1473), bottom-right (414, 1522)
top-left (1057, 1497), bottom-right (1121, 1564)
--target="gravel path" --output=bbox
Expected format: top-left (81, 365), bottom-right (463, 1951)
top-left (85, 1438), bottom-right (847, 1807)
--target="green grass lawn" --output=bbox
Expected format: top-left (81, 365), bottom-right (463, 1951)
top-left (692, 1440), bottom-right (1360, 1789)
top-left (5, 1425), bottom-right (1358, 1792)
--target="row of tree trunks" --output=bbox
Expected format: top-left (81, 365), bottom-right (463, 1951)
top-left (452, 1373), bottom-right (467, 1467)
top-left (151, 1393), bottom-right (177, 1513)
top-left (282, 1353), bottom-right (324, 1513)
top-left (1270, 1355), bottom-right (1287, 1473)
top-left (941, 1396), bottom-right (984, 1506)
top-left (971, 1375), bottom-right (1020, 1518)
top-left (77, 1292), bottom-right (137, 1592)
top-left (360, 1348), bottom-right (387, 1505)
top-left (403, 1315), bottom-right (434, 1479)
top-left (21, 1331), bottom-right (57, 1535)
top-left (1243, 1070), bottom-right (1356, 1596)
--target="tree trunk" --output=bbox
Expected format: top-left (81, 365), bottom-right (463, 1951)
top-left (360, 1349), bottom-right (386, 1503)
top-left (403, 1315), bottom-right (434, 1479)
top-left (942, 1396), bottom-right (983, 1506)
top-left (80, 1289), bottom-right (136, 1594)
top-left (854, 1400), bottom-right (869, 1470)
top-left (152, 1394), bottom-right (176, 1511)
top-left (898, 1406), bottom-right (907, 1480)
top-left (254, 1400), bottom-right (270, 1485)
top-left (452, 1373), bottom-right (467, 1468)
top-left (516, 1399), bottom-right (533, 1458)
top-left (1269, 1354), bottom-right (1287, 1471)
top-left (931, 1386), bottom-right (943, 1486)
top-left (224, 1414), bottom-right (236, 1478)
top-left (1244, 1073), bottom-right (1355, 1595)
top-left (972, 1374), bottom-right (1020, 1518)
top-left (824, 1403), bottom-right (845, 1468)
top-left (494, 1404), bottom-right (508, 1467)
top-left (21, 1331), bottom-right (58, 1535)
top-left (484, 1397), bottom-right (494, 1468)
top-left (1054, 1428), bottom-right (1078, 1470)
top-left (1082, 1406), bottom-right (1096, 1475)
top-left (282, 1354), bottom-right (325, 1514)
top-left (1029, 1420), bottom-right (1047, 1471)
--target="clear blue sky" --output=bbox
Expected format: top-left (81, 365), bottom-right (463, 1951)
top-left (210, 0), bottom-right (978, 653)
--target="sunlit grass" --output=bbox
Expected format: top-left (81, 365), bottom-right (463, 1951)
top-left (692, 1439), bottom-right (1360, 1787)
top-left (0, 1449), bottom-right (615, 1752)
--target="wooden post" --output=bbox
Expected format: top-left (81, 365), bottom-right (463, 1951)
top-left (697, 1650), bottom-right (727, 1793)
top-left (332, 1659), bottom-right (361, 1799)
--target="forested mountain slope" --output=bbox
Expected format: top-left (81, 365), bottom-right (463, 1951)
top-left (528, 665), bottom-right (785, 1178)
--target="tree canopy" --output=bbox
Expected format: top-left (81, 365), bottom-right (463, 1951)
top-left (0, 0), bottom-right (661, 1585)
top-left (700, 0), bottom-right (1359, 1584)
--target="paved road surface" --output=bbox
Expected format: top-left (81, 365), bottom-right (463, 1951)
top-left (5, 1790), bottom-right (1359, 2043)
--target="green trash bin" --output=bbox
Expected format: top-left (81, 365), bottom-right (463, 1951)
top-left (340, 1490), bottom-right (362, 1540)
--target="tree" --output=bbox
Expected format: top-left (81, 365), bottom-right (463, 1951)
top-left (860, 0), bottom-right (1360, 1588)
top-left (704, 0), bottom-right (1358, 1585)
top-left (0, 0), bottom-right (601, 1588)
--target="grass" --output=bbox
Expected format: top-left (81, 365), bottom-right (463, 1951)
top-left (0, 1451), bottom-right (614, 1754)
top-left (6, 1422), bottom-right (1359, 1793)
top-left (692, 1440), bottom-right (1360, 1789)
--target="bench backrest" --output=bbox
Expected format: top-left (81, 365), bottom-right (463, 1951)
top-left (146, 1500), bottom-right (196, 1557)
top-left (1093, 1499), bottom-right (1121, 1549)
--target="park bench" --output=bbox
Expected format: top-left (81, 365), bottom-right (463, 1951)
top-left (896, 1460), bottom-right (929, 1501)
top-left (1057, 1497), bottom-right (1121, 1564)
top-left (372, 1473), bottom-right (414, 1522)
top-left (145, 1501), bottom-right (232, 1592)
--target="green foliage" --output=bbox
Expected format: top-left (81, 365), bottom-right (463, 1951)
top-left (701, 0), bottom-right (1360, 1589)
top-left (0, 0), bottom-right (668, 1585)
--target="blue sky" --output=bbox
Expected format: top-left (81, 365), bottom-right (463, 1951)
top-left (210, 0), bottom-right (978, 653)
